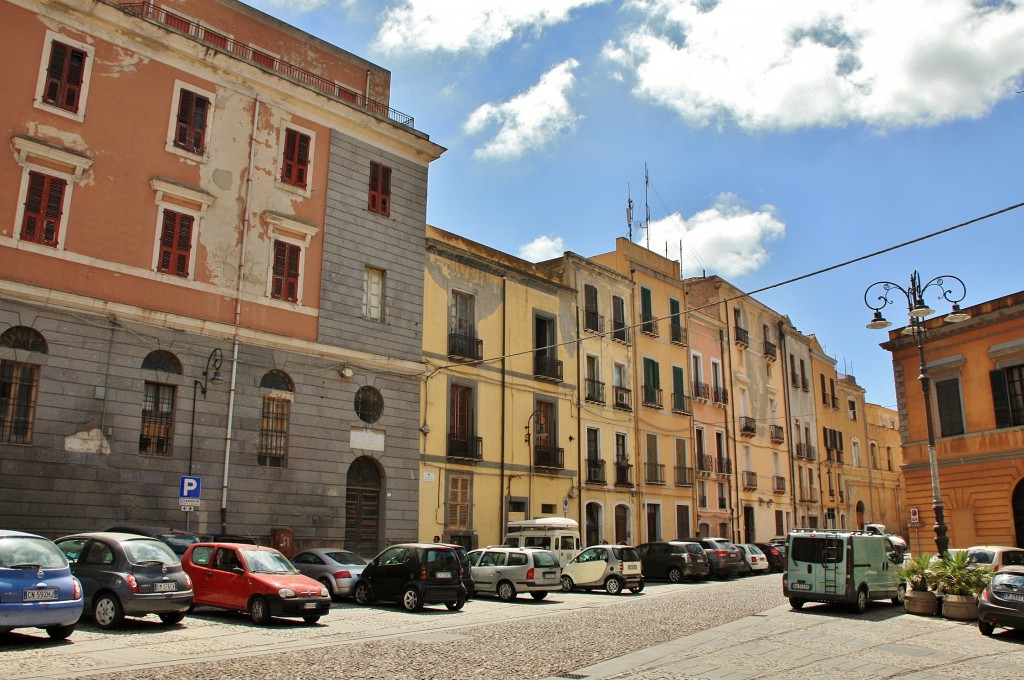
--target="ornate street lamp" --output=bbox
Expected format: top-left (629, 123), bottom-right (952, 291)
top-left (863, 271), bottom-right (969, 556)
top-left (186, 347), bottom-right (223, 530)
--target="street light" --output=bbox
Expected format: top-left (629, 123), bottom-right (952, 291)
top-left (187, 348), bottom-right (223, 530)
top-left (863, 271), bottom-right (968, 557)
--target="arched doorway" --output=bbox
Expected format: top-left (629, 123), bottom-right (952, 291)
top-left (585, 502), bottom-right (602, 546)
top-left (614, 504), bottom-right (630, 544)
top-left (345, 456), bottom-right (382, 555)
top-left (1013, 479), bottom-right (1024, 548)
top-left (856, 500), bottom-right (865, 530)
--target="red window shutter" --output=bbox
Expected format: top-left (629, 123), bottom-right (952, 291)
top-left (368, 162), bottom-right (392, 216)
top-left (157, 210), bottom-right (193, 277)
top-left (281, 129), bottom-right (310, 187)
top-left (21, 172), bottom-right (65, 247)
top-left (271, 240), bottom-right (300, 302)
top-left (175, 90), bottom-right (208, 153)
top-left (379, 165), bottom-right (391, 216)
top-left (44, 42), bottom-right (86, 113)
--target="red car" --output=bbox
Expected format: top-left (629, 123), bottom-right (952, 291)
top-left (182, 543), bottom-right (330, 625)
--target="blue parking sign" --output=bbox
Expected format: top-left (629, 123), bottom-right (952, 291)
top-left (180, 476), bottom-right (201, 499)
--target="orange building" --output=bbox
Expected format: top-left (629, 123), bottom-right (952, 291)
top-left (881, 290), bottom-right (1024, 553)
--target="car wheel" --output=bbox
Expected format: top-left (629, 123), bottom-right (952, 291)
top-left (560, 575), bottom-right (574, 592)
top-left (93, 593), bottom-right (125, 629)
top-left (605, 577), bottom-right (624, 595)
top-left (303, 615), bottom-right (321, 624)
top-left (401, 587), bottom-right (423, 612)
top-left (353, 582), bottom-right (373, 605)
top-left (978, 620), bottom-right (995, 636)
top-left (892, 583), bottom-right (907, 606)
top-left (531, 591), bottom-right (548, 601)
top-left (445, 597), bottom-right (465, 611)
top-left (45, 623), bottom-right (75, 640)
top-left (159, 611), bottom-right (186, 625)
top-left (186, 602), bottom-right (196, 615)
top-left (319, 577), bottom-right (337, 599)
top-left (629, 581), bottom-right (645, 594)
top-left (497, 580), bottom-right (517, 601)
top-left (249, 595), bottom-right (272, 625)
top-left (668, 567), bottom-right (684, 583)
top-left (853, 587), bottom-right (869, 614)
top-left (789, 597), bottom-right (805, 610)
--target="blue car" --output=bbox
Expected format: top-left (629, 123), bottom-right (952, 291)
top-left (0, 530), bottom-right (84, 639)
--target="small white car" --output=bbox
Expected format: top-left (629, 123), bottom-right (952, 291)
top-left (468, 547), bottom-right (561, 601)
top-left (560, 545), bottom-right (644, 595)
top-left (738, 543), bottom-right (770, 575)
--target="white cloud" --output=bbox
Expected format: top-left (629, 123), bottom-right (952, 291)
top-left (247, 0), bottom-right (332, 11)
top-left (375, 0), bottom-right (608, 55)
top-left (606, 0), bottom-right (1024, 130)
top-left (642, 193), bottom-right (785, 278)
top-left (518, 235), bottom-right (567, 262)
top-left (464, 59), bottom-right (582, 160)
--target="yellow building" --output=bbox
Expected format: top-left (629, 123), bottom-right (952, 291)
top-left (859, 403), bottom-right (905, 535)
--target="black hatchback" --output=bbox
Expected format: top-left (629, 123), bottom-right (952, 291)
top-left (353, 543), bottom-right (467, 612)
top-left (636, 541), bottom-right (710, 582)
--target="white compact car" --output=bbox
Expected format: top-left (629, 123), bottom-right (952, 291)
top-left (559, 545), bottom-right (644, 595)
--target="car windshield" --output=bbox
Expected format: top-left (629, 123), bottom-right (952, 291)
top-left (532, 551), bottom-right (559, 568)
top-left (424, 549), bottom-right (459, 572)
top-left (325, 551), bottom-right (367, 565)
top-left (123, 538), bottom-right (179, 565)
top-left (969, 550), bottom-right (995, 565)
top-left (242, 549), bottom-right (298, 574)
top-left (613, 547), bottom-right (640, 562)
top-left (0, 536), bottom-right (67, 569)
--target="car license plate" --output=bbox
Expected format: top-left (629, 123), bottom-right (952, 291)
top-left (154, 582), bottom-right (177, 592)
top-left (543, 571), bottom-right (557, 579)
top-left (24, 588), bottom-right (58, 601)
top-left (790, 583), bottom-right (812, 591)
top-left (625, 564), bottom-right (639, 572)
top-left (303, 601), bottom-right (319, 609)
top-left (435, 571), bottom-right (451, 578)
top-left (1002, 593), bottom-right (1024, 601)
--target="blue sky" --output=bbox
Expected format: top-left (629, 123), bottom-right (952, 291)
top-left (248, 0), bottom-right (1024, 409)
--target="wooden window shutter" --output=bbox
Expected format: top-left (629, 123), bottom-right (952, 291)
top-left (991, 369), bottom-right (1012, 428)
top-left (158, 210), bottom-right (193, 277)
top-left (281, 129), bottom-right (310, 187)
top-left (22, 172), bottom-right (65, 246)
top-left (448, 476), bottom-right (470, 530)
top-left (935, 379), bottom-right (965, 437)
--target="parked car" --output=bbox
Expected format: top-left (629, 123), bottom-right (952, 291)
top-left (291, 548), bottom-right (368, 599)
top-left (737, 544), bottom-right (770, 575)
top-left (680, 537), bottom-right (744, 579)
top-left (978, 565), bottom-right (1024, 636)
top-left (967, 546), bottom-right (1024, 572)
top-left (105, 525), bottom-right (201, 557)
top-left (182, 543), bottom-right (330, 625)
top-left (0, 530), bottom-right (84, 639)
top-left (353, 543), bottom-right (467, 612)
top-left (467, 547), bottom-right (561, 601)
top-left (55, 531), bottom-right (193, 629)
top-left (753, 542), bottom-right (785, 572)
top-left (201, 534), bottom-right (259, 545)
top-left (441, 543), bottom-right (475, 599)
top-left (560, 545), bottom-right (644, 594)
top-left (635, 541), bottom-right (710, 582)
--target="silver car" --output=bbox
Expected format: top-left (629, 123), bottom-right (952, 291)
top-left (468, 547), bottom-right (561, 601)
top-left (291, 548), bottom-right (368, 598)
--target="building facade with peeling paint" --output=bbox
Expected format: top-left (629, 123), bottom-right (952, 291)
top-left (0, 0), bottom-right (444, 553)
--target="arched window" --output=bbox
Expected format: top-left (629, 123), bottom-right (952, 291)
top-left (139, 350), bottom-right (180, 455)
top-left (141, 350), bottom-right (182, 374)
top-left (0, 326), bottom-right (47, 443)
top-left (0, 326), bottom-right (48, 353)
top-left (259, 370), bottom-right (293, 468)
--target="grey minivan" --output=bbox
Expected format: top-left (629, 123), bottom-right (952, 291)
top-left (468, 547), bottom-right (561, 601)
top-left (679, 537), bottom-right (744, 579)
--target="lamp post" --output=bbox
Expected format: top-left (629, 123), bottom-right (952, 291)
top-left (187, 348), bottom-right (223, 530)
top-left (863, 271), bottom-right (969, 557)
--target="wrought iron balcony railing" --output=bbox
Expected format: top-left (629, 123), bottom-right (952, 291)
top-left (742, 470), bottom-right (757, 489)
top-left (584, 378), bottom-right (605, 404)
top-left (446, 434), bottom-right (482, 461)
top-left (611, 320), bottom-right (631, 345)
top-left (670, 324), bottom-right (686, 345)
top-left (764, 341), bottom-right (777, 361)
top-left (645, 463), bottom-right (665, 485)
top-left (739, 416), bottom-right (757, 436)
top-left (692, 381), bottom-right (710, 401)
top-left (583, 310), bottom-right (604, 333)
top-left (533, 354), bottom-right (563, 382)
top-left (734, 325), bottom-right (749, 346)
top-left (448, 332), bottom-right (483, 361)
top-left (612, 386), bottom-right (632, 410)
top-left (671, 392), bottom-right (690, 414)
top-left (642, 386), bottom-right (663, 408)
top-left (770, 425), bottom-right (785, 443)
top-left (641, 314), bottom-right (659, 337)
top-left (674, 466), bottom-right (693, 486)
top-left (712, 386), bottom-right (729, 406)
top-left (533, 445), bottom-right (564, 469)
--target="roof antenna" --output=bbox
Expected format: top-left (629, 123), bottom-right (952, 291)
top-left (644, 163), bottom-right (651, 250)
top-left (627, 184), bottom-right (634, 242)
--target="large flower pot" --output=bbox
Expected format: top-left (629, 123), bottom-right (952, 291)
top-left (904, 589), bottom-right (938, 615)
top-left (942, 594), bottom-right (978, 620)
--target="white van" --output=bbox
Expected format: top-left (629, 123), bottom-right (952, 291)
top-left (502, 517), bottom-right (581, 566)
top-left (783, 529), bottom-right (906, 613)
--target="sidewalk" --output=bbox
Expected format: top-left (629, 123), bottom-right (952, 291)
top-left (545, 602), bottom-right (1024, 680)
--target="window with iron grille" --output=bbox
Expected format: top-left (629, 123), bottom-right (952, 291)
top-left (157, 209), bottom-right (194, 277)
top-left (281, 129), bottom-right (311, 188)
top-left (174, 89), bottom-right (210, 153)
top-left (0, 361), bottom-right (39, 444)
top-left (21, 171), bottom-right (66, 247)
top-left (43, 40), bottom-right (87, 113)
top-left (271, 240), bottom-right (300, 302)
top-left (258, 396), bottom-right (289, 467)
top-left (368, 161), bottom-right (391, 216)
top-left (448, 474), bottom-right (470, 531)
top-left (140, 382), bottom-right (175, 455)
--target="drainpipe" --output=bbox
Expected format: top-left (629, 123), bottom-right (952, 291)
top-left (220, 95), bottom-right (260, 533)
top-left (778, 321), bottom-right (798, 533)
top-left (500, 275), bottom-right (507, 536)
top-left (629, 268), bottom-right (640, 545)
top-left (574, 279), bottom-right (584, 527)
top-left (720, 321), bottom-right (738, 543)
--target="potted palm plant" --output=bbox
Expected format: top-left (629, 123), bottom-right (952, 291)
top-left (896, 553), bottom-right (937, 615)
top-left (931, 551), bottom-right (993, 620)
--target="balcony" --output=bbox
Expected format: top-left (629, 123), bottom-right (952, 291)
top-left (698, 495), bottom-right (708, 508)
top-left (671, 392), bottom-right (691, 415)
top-left (839, 489), bottom-right (845, 502)
top-left (614, 463), bottom-right (634, 487)
top-left (773, 475), bottom-right (786, 494)
top-left (739, 416), bottom-right (757, 437)
top-left (583, 310), bottom-right (604, 334)
top-left (763, 341), bottom-right (777, 361)
top-left (791, 371), bottom-right (800, 388)
top-left (448, 332), bottom-right (483, 361)
top-left (447, 433), bottom-right (482, 462)
top-left (611, 320), bottom-right (631, 345)
top-left (670, 324), bottom-right (687, 345)
top-left (645, 463), bottom-right (666, 485)
top-left (642, 386), bottom-right (663, 408)
top-left (586, 461), bottom-right (606, 485)
top-left (612, 386), bottom-right (633, 410)
top-left (533, 445), bottom-right (564, 469)
top-left (118, 2), bottom-right (416, 129)
top-left (734, 325), bottom-right (749, 347)
top-left (712, 386), bottom-right (729, 406)
top-left (826, 449), bottom-right (845, 465)
top-left (641, 314), bottom-right (659, 337)
top-left (802, 376), bottom-right (810, 391)
top-left (795, 443), bottom-right (816, 461)
top-left (742, 470), bottom-right (757, 489)
top-left (692, 381), bottom-right (710, 401)
top-left (533, 354), bottom-right (563, 382)
top-left (697, 454), bottom-right (714, 474)
top-left (584, 378), bottom-right (605, 404)
top-left (716, 457), bottom-right (732, 475)
top-left (770, 425), bottom-right (785, 443)
top-left (674, 466), bottom-right (693, 486)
